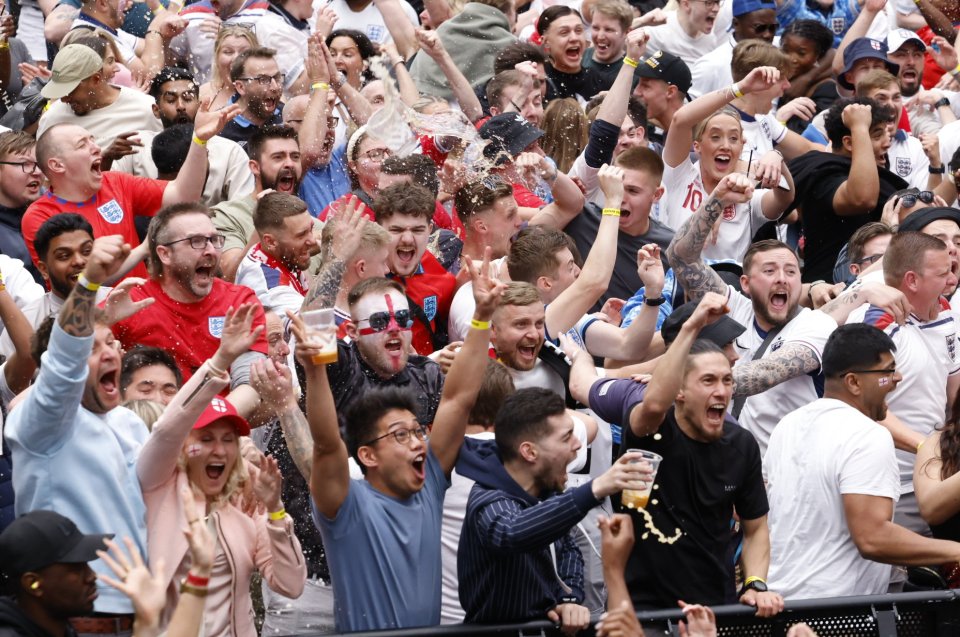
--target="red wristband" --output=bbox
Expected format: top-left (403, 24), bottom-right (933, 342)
top-left (186, 572), bottom-right (210, 587)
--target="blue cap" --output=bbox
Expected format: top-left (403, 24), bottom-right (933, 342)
top-left (732, 0), bottom-right (776, 17)
top-left (839, 38), bottom-right (899, 89)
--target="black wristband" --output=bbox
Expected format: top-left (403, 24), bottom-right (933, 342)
top-left (644, 295), bottom-right (667, 306)
top-left (930, 165), bottom-right (946, 174)
top-left (935, 97), bottom-right (952, 109)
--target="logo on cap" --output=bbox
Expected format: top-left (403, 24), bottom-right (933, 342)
top-left (870, 39), bottom-right (882, 50)
top-left (211, 398), bottom-right (228, 413)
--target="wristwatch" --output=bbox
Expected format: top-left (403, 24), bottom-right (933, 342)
top-left (934, 97), bottom-right (952, 110)
top-left (739, 578), bottom-right (768, 596)
top-left (930, 165), bottom-right (946, 174)
top-left (644, 295), bottom-right (667, 307)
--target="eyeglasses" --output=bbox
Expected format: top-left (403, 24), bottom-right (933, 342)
top-left (0, 160), bottom-right (39, 173)
top-left (239, 73), bottom-right (285, 87)
top-left (691, 0), bottom-right (724, 7)
top-left (361, 148), bottom-right (391, 162)
top-left (751, 22), bottom-right (779, 34)
top-left (357, 309), bottom-right (414, 334)
top-left (162, 234), bottom-right (226, 250)
top-left (895, 189), bottom-right (935, 208)
top-left (327, 116), bottom-right (340, 128)
top-left (854, 253), bottom-right (884, 267)
top-left (847, 366), bottom-right (897, 376)
top-left (362, 425), bottom-right (429, 447)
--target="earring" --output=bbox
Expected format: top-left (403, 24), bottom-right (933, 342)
top-left (30, 582), bottom-right (39, 590)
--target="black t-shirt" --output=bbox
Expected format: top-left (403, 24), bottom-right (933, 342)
top-left (582, 51), bottom-right (622, 92)
top-left (545, 63), bottom-right (605, 102)
top-left (564, 203), bottom-right (674, 310)
top-left (619, 407), bottom-right (768, 609)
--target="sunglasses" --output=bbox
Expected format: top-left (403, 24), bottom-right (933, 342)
top-left (357, 309), bottom-right (414, 335)
top-left (895, 189), bottom-right (935, 208)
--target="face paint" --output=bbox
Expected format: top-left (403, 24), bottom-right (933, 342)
top-left (879, 377), bottom-right (890, 386)
top-left (186, 444), bottom-right (203, 457)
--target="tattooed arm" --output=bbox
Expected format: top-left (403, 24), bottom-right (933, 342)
top-left (250, 357), bottom-right (315, 481)
top-left (59, 236), bottom-right (131, 336)
top-left (300, 195), bottom-right (370, 312)
top-left (818, 282), bottom-right (910, 326)
top-left (666, 174), bottom-right (755, 301)
top-left (733, 342), bottom-right (821, 396)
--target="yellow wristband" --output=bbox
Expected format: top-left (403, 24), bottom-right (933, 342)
top-left (918, 440), bottom-right (925, 453)
top-left (470, 318), bottom-right (491, 330)
top-left (192, 134), bottom-right (207, 147)
top-left (311, 82), bottom-right (330, 91)
top-left (623, 56), bottom-right (638, 68)
top-left (601, 208), bottom-right (621, 217)
top-left (731, 83), bottom-right (744, 99)
top-left (0, 41), bottom-right (10, 51)
top-left (744, 576), bottom-right (767, 586)
top-left (952, 64), bottom-right (960, 76)
top-left (268, 509), bottom-right (286, 521)
top-left (77, 273), bottom-right (101, 292)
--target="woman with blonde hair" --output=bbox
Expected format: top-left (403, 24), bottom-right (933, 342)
top-left (199, 26), bottom-right (258, 111)
top-left (540, 98), bottom-right (589, 173)
top-left (136, 304), bottom-right (306, 637)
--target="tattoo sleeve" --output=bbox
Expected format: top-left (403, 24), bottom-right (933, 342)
top-left (665, 195), bottom-right (728, 301)
top-left (57, 284), bottom-right (98, 337)
top-left (733, 342), bottom-right (820, 396)
top-left (279, 404), bottom-right (314, 481)
top-left (300, 258), bottom-right (346, 312)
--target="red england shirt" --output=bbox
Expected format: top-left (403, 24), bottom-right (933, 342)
top-left (392, 251), bottom-right (456, 355)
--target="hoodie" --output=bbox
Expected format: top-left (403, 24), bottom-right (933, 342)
top-left (0, 598), bottom-right (74, 637)
top-left (456, 439), bottom-right (600, 624)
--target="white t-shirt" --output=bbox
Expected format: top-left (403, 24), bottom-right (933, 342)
top-left (645, 7), bottom-right (730, 67)
top-left (112, 131), bottom-right (254, 207)
top-left (37, 87), bottom-right (162, 150)
top-left (448, 257), bottom-right (507, 341)
top-left (765, 398), bottom-right (899, 599)
top-left (660, 157), bottom-right (770, 262)
top-left (848, 300), bottom-right (960, 490)
top-left (689, 36), bottom-right (734, 100)
top-left (322, 0), bottom-right (419, 44)
top-left (888, 130), bottom-right (930, 190)
top-left (939, 119), bottom-right (960, 206)
top-left (907, 91), bottom-right (960, 138)
top-left (727, 288), bottom-right (837, 456)
top-left (253, 12), bottom-right (309, 90)
top-left (70, 18), bottom-right (141, 65)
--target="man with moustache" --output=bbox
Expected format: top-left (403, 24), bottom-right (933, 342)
top-left (765, 324), bottom-right (960, 598)
top-left (214, 125), bottom-right (304, 282)
top-left (220, 48), bottom-right (286, 149)
top-left (109, 67), bottom-right (255, 208)
top-left (110, 202), bottom-right (269, 415)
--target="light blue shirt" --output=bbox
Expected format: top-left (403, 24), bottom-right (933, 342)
top-left (313, 449), bottom-right (449, 632)
top-left (5, 323), bottom-right (148, 614)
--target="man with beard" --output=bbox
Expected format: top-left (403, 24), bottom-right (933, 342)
top-left (214, 125), bottom-right (304, 282)
top-left (668, 173), bottom-right (911, 456)
top-left (0, 132), bottom-right (45, 285)
top-left (36, 44), bottom-right (162, 152)
top-left (569, 292), bottom-right (783, 614)
top-left (220, 48), bottom-right (286, 149)
top-left (24, 99), bottom-right (240, 279)
top-left (235, 192), bottom-right (318, 314)
top-left (765, 323), bottom-right (960, 598)
top-left (110, 67), bottom-right (255, 208)
top-left (111, 202), bottom-right (269, 416)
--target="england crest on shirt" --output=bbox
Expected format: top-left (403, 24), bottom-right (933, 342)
top-left (831, 18), bottom-right (846, 34)
top-left (948, 334), bottom-right (957, 362)
top-left (422, 295), bottom-right (437, 321)
top-left (209, 316), bottom-right (225, 338)
top-left (98, 199), bottom-right (124, 224)
top-left (896, 157), bottom-right (911, 178)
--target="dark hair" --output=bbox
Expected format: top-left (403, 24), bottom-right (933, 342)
top-left (151, 124), bottom-right (192, 177)
top-left (935, 392), bottom-right (960, 480)
top-left (30, 315), bottom-right (56, 367)
top-left (247, 124), bottom-right (299, 162)
top-left (229, 46), bottom-right (277, 83)
top-left (495, 388), bottom-right (566, 462)
top-left (537, 5), bottom-right (581, 36)
top-left (821, 323), bottom-right (896, 378)
top-left (454, 179), bottom-right (514, 224)
top-left (847, 221), bottom-right (893, 267)
top-left (494, 42), bottom-right (546, 75)
top-left (33, 213), bottom-right (93, 263)
top-left (742, 239), bottom-right (798, 274)
top-left (254, 191), bottom-right (309, 234)
top-left (146, 201), bottom-right (212, 275)
top-left (507, 226), bottom-right (574, 283)
top-left (780, 19), bottom-right (834, 59)
top-left (372, 183), bottom-right (434, 224)
top-left (824, 97), bottom-right (894, 151)
top-left (486, 70), bottom-right (528, 111)
top-left (682, 339), bottom-right (727, 377)
top-left (120, 346), bottom-right (183, 395)
top-left (149, 66), bottom-right (196, 99)
top-left (325, 29), bottom-right (379, 60)
top-left (626, 96), bottom-right (648, 131)
top-left (380, 154), bottom-right (440, 198)
top-left (468, 361), bottom-right (516, 428)
top-left (344, 386), bottom-right (420, 471)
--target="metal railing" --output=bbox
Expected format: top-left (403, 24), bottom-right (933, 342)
top-left (324, 591), bottom-right (960, 637)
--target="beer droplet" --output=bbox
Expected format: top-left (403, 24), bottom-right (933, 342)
top-left (653, 484), bottom-right (659, 490)
top-left (653, 433), bottom-right (662, 441)
top-left (652, 499), bottom-right (658, 506)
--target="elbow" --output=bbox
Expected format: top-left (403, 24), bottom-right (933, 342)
top-left (917, 495), bottom-right (952, 527)
top-left (853, 534), bottom-right (884, 562)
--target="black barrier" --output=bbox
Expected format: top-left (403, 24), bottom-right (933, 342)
top-left (323, 591), bottom-right (960, 637)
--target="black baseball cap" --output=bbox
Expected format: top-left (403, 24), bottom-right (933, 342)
top-left (660, 299), bottom-right (746, 347)
top-left (634, 50), bottom-right (692, 97)
top-left (0, 511), bottom-right (111, 575)
top-left (479, 113), bottom-right (545, 165)
top-left (898, 206), bottom-right (960, 234)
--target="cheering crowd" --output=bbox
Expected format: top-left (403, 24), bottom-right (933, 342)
top-left (0, 0), bottom-right (960, 634)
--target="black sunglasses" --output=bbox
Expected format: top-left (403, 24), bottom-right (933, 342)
top-left (358, 309), bottom-right (414, 333)
top-left (895, 189), bottom-right (935, 208)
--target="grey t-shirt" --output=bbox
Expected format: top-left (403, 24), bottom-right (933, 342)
top-left (563, 203), bottom-right (674, 310)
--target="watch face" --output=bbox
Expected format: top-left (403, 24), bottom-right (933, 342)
top-left (750, 581), bottom-right (768, 593)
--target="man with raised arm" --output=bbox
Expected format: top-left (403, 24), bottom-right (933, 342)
top-left (667, 173), bottom-right (911, 455)
top-left (298, 250), bottom-right (506, 632)
top-left (5, 235), bottom-right (153, 625)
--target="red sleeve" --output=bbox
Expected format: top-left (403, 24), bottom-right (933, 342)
top-left (124, 173), bottom-right (168, 217)
top-left (513, 183), bottom-right (546, 208)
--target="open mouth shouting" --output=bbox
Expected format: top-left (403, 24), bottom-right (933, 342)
top-left (705, 401), bottom-right (727, 427)
top-left (275, 168), bottom-right (297, 193)
top-left (394, 245), bottom-right (418, 273)
top-left (769, 290), bottom-right (789, 314)
top-left (713, 152), bottom-right (733, 174)
top-left (411, 453), bottom-right (426, 482)
top-left (91, 158), bottom-right (103, 181)
top-left (98, 366), bottom-right (120, 402)
top-left (25, 177), bottom-right (41, 195)
top-left (205, 462), bottom-right (226, 481)
top-left (563, 42), bottom-right (583, 67)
